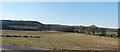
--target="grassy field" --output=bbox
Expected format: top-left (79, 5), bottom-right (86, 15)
top-left (2, 30), bottom-right (118, 50)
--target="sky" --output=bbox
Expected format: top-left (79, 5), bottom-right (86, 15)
top-left (0, 2), bottom-right (118, 28)
top-left (0, 0), bottom-right (119, 2)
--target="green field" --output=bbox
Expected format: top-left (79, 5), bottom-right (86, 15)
top-left (2, 30), bottom-right (118, 50)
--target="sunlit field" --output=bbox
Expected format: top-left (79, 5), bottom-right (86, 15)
top-left (2, 30), bottom-right (118, 50)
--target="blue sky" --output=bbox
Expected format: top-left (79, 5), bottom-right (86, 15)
top-left (0, 2), bottom-right (118, 28)
top-left (0, 0), bottom-right (119, 2)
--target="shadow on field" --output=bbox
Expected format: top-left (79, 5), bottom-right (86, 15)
top-left (1, 35), bottom-right (41, 38)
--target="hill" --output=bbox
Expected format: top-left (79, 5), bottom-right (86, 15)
top-left (0, 20), bottom-right (118, 38)
top-left (1, 20), bottom-right (44, 31)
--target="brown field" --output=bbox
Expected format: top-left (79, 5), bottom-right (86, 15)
top-left (1, 30), bottom-right (118, 50)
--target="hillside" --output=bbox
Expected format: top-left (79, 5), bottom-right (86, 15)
top-left (1, 20), bottom-right (44, 31)
top-left (1, 20), bottom-right (77, 32)
top-left (0, 20), bottom-right (118, 38)
top-left (0, 20), bottom-right (117, 31)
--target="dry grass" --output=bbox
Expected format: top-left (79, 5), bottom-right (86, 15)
top-left (2, 30), bottom-right (118, 50)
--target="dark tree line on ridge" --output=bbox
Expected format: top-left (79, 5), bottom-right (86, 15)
top-left (0, 20), bottom-right (119, 38)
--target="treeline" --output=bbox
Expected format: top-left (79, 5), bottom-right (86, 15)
top-left (1, 20), bottom-right (44, 31)
top-left (0, 20), bottom-right (119, 38)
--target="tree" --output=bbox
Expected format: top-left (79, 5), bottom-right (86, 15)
top-left (117, 28), bottom-right (120, 37)
top-left (89, 25), bottom-right (98, 35)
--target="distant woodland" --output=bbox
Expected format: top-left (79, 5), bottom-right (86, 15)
top-left (0, 20), bottom-right (119, 38)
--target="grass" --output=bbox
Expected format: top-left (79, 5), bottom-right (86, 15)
top-left (106, 32), bottom-right (117, 35)
top-left (2, 30), bottom-right (118, 50)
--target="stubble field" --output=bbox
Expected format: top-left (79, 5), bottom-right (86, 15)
top-left (1, 30), bottom-right (118, 50)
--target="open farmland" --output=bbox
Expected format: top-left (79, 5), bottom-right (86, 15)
top-left (2, 30), bottom-right (118, 50)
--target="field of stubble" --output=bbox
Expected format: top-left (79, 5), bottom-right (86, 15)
top-left (1, 30), bottom-right (118, 50)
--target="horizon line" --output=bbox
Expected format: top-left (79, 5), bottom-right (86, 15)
top-left (0, 19), bottom-right (118, 29)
